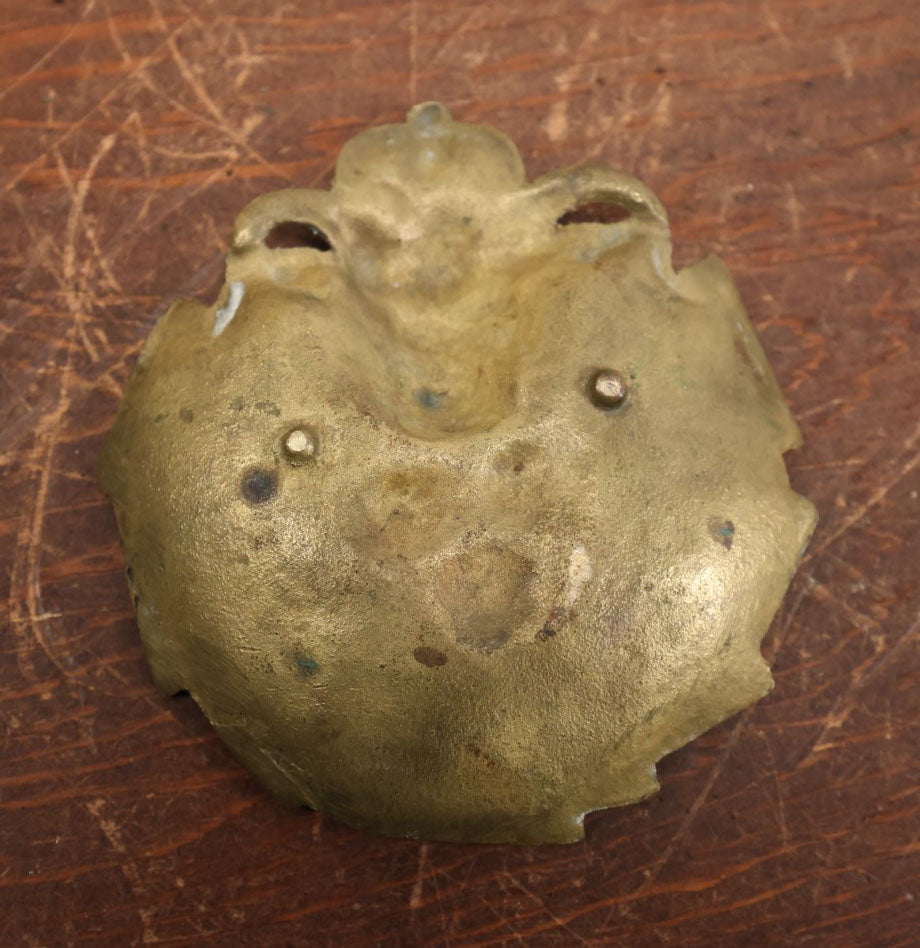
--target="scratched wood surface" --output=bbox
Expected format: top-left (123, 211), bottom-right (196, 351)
top-left (1, 1), bottom-right (918, 945)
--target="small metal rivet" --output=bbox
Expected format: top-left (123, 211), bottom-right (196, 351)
top-left (283, 427), bottom-right (317, 461)
top-left (589, 369), bottom-right (628, 408)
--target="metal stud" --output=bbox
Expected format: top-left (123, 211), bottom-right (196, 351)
top-left (589, 369), bottom-right (628, 408)
top-left (282, 427), bottom-right (317, 462)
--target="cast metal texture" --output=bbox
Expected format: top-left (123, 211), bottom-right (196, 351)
top-left (99, 103), bottom-right (817, 844)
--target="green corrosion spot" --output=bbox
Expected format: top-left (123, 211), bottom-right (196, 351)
top-left (296, 654), bottom-right (318, 676)
top-left (414, 387), bottom-right (448, 410)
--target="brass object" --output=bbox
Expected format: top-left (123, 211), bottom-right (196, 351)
top-left (100, 103), bottom-right (816, 844)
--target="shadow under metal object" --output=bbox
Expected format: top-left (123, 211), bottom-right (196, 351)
top-left (99, 103), bottom-right (816, 844)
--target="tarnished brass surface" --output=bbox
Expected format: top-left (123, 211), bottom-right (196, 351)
top-left (99, 103), bottom-right (816, 844)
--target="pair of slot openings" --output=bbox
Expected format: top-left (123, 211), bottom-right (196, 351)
top-left (261, 202), bottom-right (632, 254)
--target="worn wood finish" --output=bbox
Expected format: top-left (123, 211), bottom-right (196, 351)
top-left (2, 1), bottom-right (918, 944)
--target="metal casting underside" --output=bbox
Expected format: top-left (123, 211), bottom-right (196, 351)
top-left (100, 103), bottom-right (817, 844)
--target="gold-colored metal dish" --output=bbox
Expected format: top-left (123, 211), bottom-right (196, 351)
top-left (100, 103), bottom-right (816, 844)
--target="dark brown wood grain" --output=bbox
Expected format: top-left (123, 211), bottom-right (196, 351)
top-left (1, 1), bottom-right (918, 945)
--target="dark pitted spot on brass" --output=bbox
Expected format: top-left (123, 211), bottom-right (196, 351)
top-left (589, 369), bottom-right (628, 408)
top-left (413, 646), bottom-right (448, 667)
top-left (537, 606), bottom-right (569, 641)
top-left (240, 467), bottom-right (278, 505)
top-left (179, 408), bottom-right (194, 423)
top-left (709, 517), bottom-right (736, 550)
top-left (265, 220), bottom-right (332, 252)
top-left (465, 742), bottom-right (497, 768)
top-left (282, 427), bottom-right (318, 463)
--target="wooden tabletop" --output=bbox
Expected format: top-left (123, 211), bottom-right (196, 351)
top-left (2, 1), bottom-right (918, 945)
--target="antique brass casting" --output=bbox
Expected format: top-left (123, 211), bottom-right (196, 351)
top-left (100, 103), bottom-right (816, 844)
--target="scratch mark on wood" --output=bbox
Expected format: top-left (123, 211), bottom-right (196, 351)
top-left (0, 16), bottom-right (194, 198)
top-left (409, 842), bottom-right (429, 910)
top-left (0, 22), bottom-right (79, 106)
top-left (799, 609), bottom-right (920, 768)
top-left (408, 0), bottom-right (419, 103)
top-left (805, 418), bottom-right (920, 561)
top-left (86, 798), bottom-right (156, 943)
